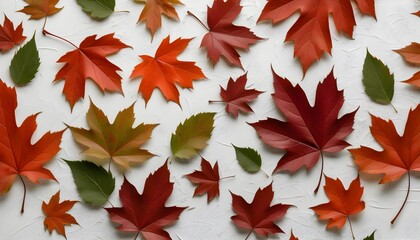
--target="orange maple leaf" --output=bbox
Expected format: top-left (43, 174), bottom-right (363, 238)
top-left (349, 105), bottom-right (420, 224)
top-left (42, 191), bottom-right (78, 239)
top-left (18, 0), bottom-right (62, 20)
top-left (130, 36), bottom-right (205, 105)
top-left (0, 80), bottom-right (64, 213)
top-left (394, 42), bottom-right (420, 87)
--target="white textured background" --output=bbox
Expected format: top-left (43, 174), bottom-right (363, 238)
top-left (0, 0), bottom-right (419, 239)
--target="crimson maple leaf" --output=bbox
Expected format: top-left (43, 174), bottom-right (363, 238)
top-left (231, 183), bottom-right (292, 238)
top-left (258, 0), bottom-right (376, 74)
top-left (185, 158), bottom-right (221, 203)
top-left (250, 69), bottom-right (356, 193)
top-left (0, 15), bottom-right (26, 52)
top-left (188, 0), bottom-right (263, 68)
top-left (105, 162), bottom-right (186, 240)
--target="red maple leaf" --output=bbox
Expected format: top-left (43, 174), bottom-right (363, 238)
top-left (0, 15), bottom-right (26, 52)
top-left (105, 162), bottom-right (186, 240)
top-left (250, 69), bottom-right (356, 193)
top-left (231, 183), bottom-right (292, 238)
top-left (394, 42), bottom-right (420, 87)
top-left (258, 0), bottom-right (375, 74)
top-left (188, 0), bottom-right (263, 68)
top-left (185, 158), bottom-right (221, 203)
top-left (210, 73), bottom-right (263, 117)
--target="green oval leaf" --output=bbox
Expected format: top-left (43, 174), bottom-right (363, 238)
top-left (9, 35), bottom-right (40, 86)
top-left (76, 0), bottom-right (115, 20)
top-left (65, 160), bottom-right (115, 207)
top-left (233, 145), bottom-right (262, 173)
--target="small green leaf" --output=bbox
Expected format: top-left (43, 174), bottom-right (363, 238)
top-left (171, 112), bottom-right (215, 159)
top-left (233, 145), bottom-right (262, 173)
top-left (65, 160), bottom-right (115, 207)
top-left (76, 0), bottom-right (115, 20)
top-left (9, 35), bottom-right (40, 86)
top-left (363, 231), bottom-right (376, 240)
top-left (362, 50), bottom-right (395, 106)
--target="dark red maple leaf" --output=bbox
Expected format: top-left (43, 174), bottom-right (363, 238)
top-left (188, 0), bottom-right (263, 68)
top-left (105, 162), bottom-right (186, 240)
top-left (0, 15), bottom-right (26, 52)
top-left (250, 69), bottom-right (356, 193)
top-left (185, 158), bottom-right (220, 203)
top-left (231, 183), bottom-right (292, 238)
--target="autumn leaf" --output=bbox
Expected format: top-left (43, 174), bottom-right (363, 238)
top-left (231, 183), bottom-right (292, 238)
top-left (210, 73), bottom-right (263, 117)
top-left (18, 0), bottom-right (62, 20)
top-left (188, 0), bottom-right (263, 68)
top-left (185, 158), bottom-right (221, 203)
top-left (233, 145), bottom-right (263, 174)
top-left (171, 112), bottom-right (215, 160)
top-left (105, 162), bottom-right (186, 240)
top-left (45, 31), bottom-right (130, 108)
top-left (349, 105), bottom-right (420, 224)
top-left (42, 191), bottom-right (78, 239)
top-left (258, 0), bottom-right (376, 74)
top-left (290, 230), bottom-right (299, 240)
top-left (0, 80), bottom-right (64, 213)
top-left (9, 35), bottom-right (40, 86)
top-left (364, 231), bottom-right (376, 240)
top-left (250, 69), bottom-right (356, 193)
top-left (311, 176), bottom-right (365, 240)
top-left (0, 15), bottom-right (26, 52)
top-left (134, 0), bottom-right (182, 37)
top-left (77, 0), bottom-right (115, 20)
top-left (394, 42), bottom-right (420, 87)
top-left (130, 36), bottom-right (205, 105)
top-left (68, 100), bottom-right (157, 170)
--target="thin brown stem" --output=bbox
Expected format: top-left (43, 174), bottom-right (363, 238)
top-left (187, 11), bottom-right (209, 31)
top-left (133, 231), bottom-right (139, 240)
top-left (219, 175), bottom-right (235, 181)
top-left (347, 216), bottom-right (355, 240)
top-left (391, 172), bottom-right (411, 224)
top-left (314, 152), bottom-right (324, 194)
top-left (244, 231), bottom-right (252, 240)
top-left (208, 100), bottom-right (224, 103)
top-left (42, 29), bottom-right (78, 49)
top-left (18, 175), bottom-right (27, 214)
top-left (42, 17), bottom-right (47, 31)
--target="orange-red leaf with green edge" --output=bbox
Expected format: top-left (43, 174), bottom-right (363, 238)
top-left (18, 0), bottom-right (62, 19)
top-left (130, 36), bottom-right (205, 105)
top-left (54, 33), bottom-right (130, 109)
top-left (0, 80), bottom-right (64, 213)
top-left (0, 15), bottom-right (26, 52)
top-left (394, 42), bottom-right (420, 87)
top-left (231, 183), bottom-right (293, 238)
top-left (258, 0), bottom-right (375, 74)
top-left (185, 158), bottom-right (220, 203)
top-left (42, 191), bottom-right (78, 238)
top-left (310, 176), bottom-right (365, 230)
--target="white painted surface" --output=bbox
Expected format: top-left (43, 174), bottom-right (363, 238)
top-left (0, 0), bottom-right (419, 239)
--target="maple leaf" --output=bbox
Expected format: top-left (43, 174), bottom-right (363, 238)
top-left (18, 0), bottom-right (62, 20)
top-left (394, 42), bottom-right (420, 87)
top-left (68, 100), bottom-right (158, 170)
top-left (210, 73), bottom-right (263, 117)
top-left (42, 191), bottom-right (78, 239)
top-left (250, 69), bottom-right (356, 193)
top-left (134, 0), bottom-right (182, 37)
top-left (50, 32), bottom-right (130, 108)
top-left (105, 162), bottom-right (186, 240)
top-left (290, 230), bottom-right (299, 240)
top-left (231, 183), bottom-right (292, 238)
top-left (258, 0), bottom-right (375, 74)
top-left (349, 105), bottom-right (420, 224)
top-left (130, 36), bottom-right (205, 105)
top-left (0, 15), bottom-right (26, 52)
top-left (185, 158), bottom-right (221, 203)
top-left (310, 176), bottom-right (365, 239)
top-left (0, 80), bottom-right (64, 213)
top-left (188, 0), bottom-right (263, 68)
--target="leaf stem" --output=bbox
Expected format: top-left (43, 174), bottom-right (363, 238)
top-left (260, 168), bottom-right (269, 178)
top-left (108, 158), bottom-right (112, 173)
top-left (42, 29), bottom-right (78, 49)
top-left (114, 10), bottom-right (130, 13)
top-left (390, 103), bottom-right (398, 113)
top-left (244, 231), bottom-right (252, 240)
top-left (314, 152), bottom-right (324, 194)
top-left (347, 216), bottom-right (355, 240)
top-left (133, 231), bottom-right (139, 240)
top-left (187, 11), bottom-right (209, 31)
top-left (18, 175), bottom-right (27, 214)
top-left (42, 17), bottom-right (47, 31)
top-left (391, 172), bottom-right (411, 224)
top-left (219, 175), bottom-right (235, 181)
top-left (208, 100), bottom-right (224, 103)
top-left (107, 199), bottom-right (114, 208)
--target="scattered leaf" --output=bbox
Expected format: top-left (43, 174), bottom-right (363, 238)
top-left (18, 0), bottom-right (62, 19)
top-left (9, 35), bottom-right (40, 86)
top-left (65, 160), bottom-right (115, 207)
top-left (130, 36), bottom-right (205, 105)
top-left (394, 42), bottom-right (420, 87)
top-left (364, 231), bottom-right (376, 240)
top-left (233, 145), bottom-right (262, 173)
top-left (290, 230), bottom-right (299, 240)
top-left (105, 162), bottom-right (186, 240)
top-left (349, 105), bottom-right (420, 224)
top-left (68, 100), bottom-right (157, 170)
top-left (42, 191), bottom-right (78, 238)
top-left (231, 183), bottom-right (293, 238)
top-left (185, 158), bottom-right (220, 203)
top-left (171, 112), bottom-right (215, 159)
top-left (76, 0), bottom-right (115, 20)
top-left (0, 15), bottom-right (26, 52)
